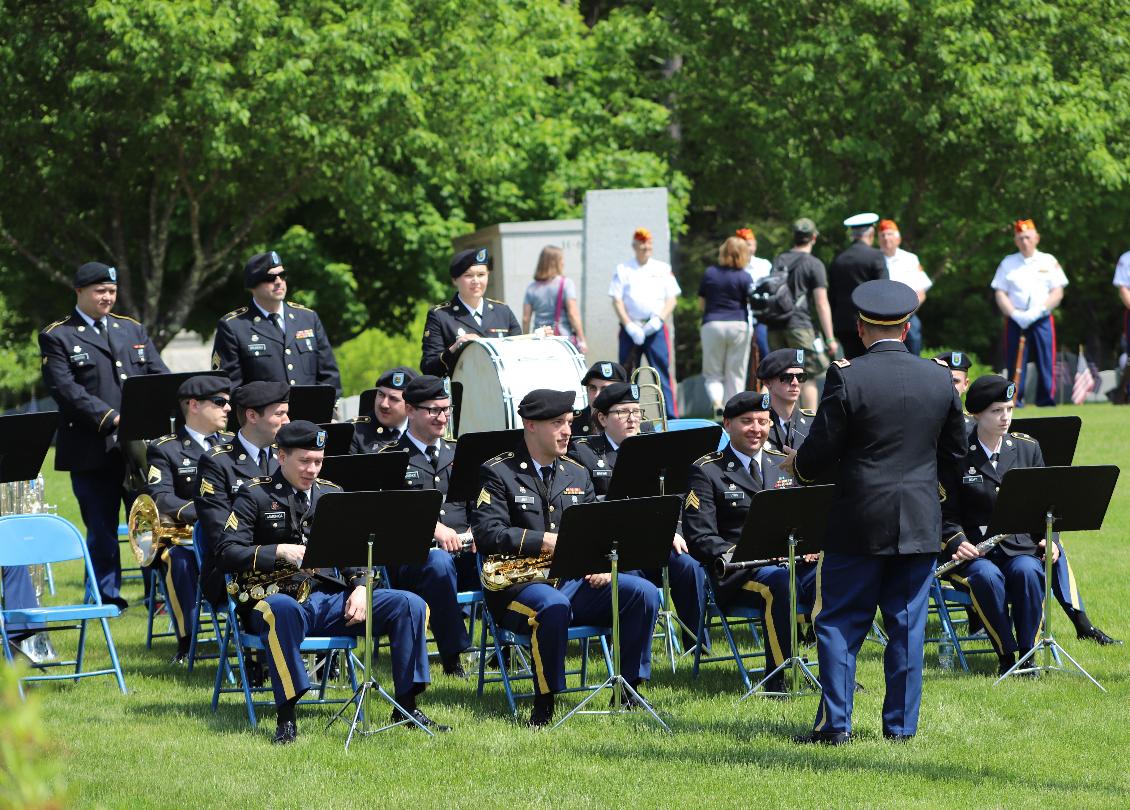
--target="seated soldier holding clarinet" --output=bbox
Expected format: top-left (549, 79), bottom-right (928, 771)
top-left (471, 389), bottom-right (659, 728)
top-left (215, 420), bottom-right (447, 744)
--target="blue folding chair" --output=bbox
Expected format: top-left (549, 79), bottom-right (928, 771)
top-left (692, 576), bottom-right (767, 691)
top-left (144, 565), bottom-right (176, 648)
top-left (0, 514), bottom-right (127, 698)
top-left (928, 578), bottom-right (1035, 672)
top-left (211, 577), bottom-right (360, 729)
top-left (186, 522), bottom-right (227, 672)
top-left (476, 600), bottom-right (614, 718)
top-left (119, 521), bottom-right (144, 585)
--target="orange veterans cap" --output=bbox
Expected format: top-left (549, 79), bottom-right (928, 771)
top-left (878, 219), bottom-right (899, 233)
top-left (1014, 219), bottom-right (1037, 234)
top-left (735, 228), bottom-right (755, 241)
top-left (632, 227), bottom-right (653, 243)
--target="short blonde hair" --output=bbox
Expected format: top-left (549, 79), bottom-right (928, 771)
top-left (534, 245), bottom-right (565, 281)
top-left (717, 236), bottom-right (751, 269)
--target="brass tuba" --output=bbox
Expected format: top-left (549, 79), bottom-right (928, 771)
top-left (127, 494), bottom-right (194, 567)
top-left (630, 366), bottom-right (669, 432)
top-left (481, 553), bottom-right (555, 592)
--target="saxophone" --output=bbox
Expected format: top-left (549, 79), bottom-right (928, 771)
top-left (481, 553), bottom-right (555, 592)
top-left (229, 564), bottom-right (313, 605)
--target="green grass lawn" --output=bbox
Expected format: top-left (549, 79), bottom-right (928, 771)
top-left (13, 404), bottom-right (1130, 808)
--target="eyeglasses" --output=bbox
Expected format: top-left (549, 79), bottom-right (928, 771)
top-left (207, 397), bottom-right (232, 408)
top-left (608, 408), bottom-right (643, 420)
top-left (267, 272), bottom-right (287, 283)
top-left (420, 405), bottom-right (454, 419)
top-left (777, 372), bottom-right (808, 384)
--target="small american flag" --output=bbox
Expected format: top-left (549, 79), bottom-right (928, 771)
top-left (1072, 348), bottom-right (1095, 405)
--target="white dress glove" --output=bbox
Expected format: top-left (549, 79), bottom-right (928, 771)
top-left (624, 322), bottom-right (646, 345)
top-left (643, 315), bottom-right (664, 337)
top-left (1010, 309), bottom-right (1033, 330)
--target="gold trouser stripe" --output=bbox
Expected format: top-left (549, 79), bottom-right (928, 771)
top-left (811, 553), bottom-right (824, 622)
top-left (507, 600), bottom-right (549, 695)
top-left (253, 601), bottom-right (297, 700)
top-left (951, 575), bottom-right (1005, 655)
top-left (742, 580), bottom-right (784, 667)
top-left (161, 548), bottom-right (187, 641)
top-left (1064, 555), bottom-right (1081, 611)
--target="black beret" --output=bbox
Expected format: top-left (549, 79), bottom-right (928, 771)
top-left (232, 380), bottom-right (290, 411)
top-left (276, 419), bottom-right (327, 451)
top-left (450, 247), bottom-right (491, 279)
top-left (517, 389), bottom-right (576, 420)
top-left (852, 279), bottom-right (919, 326)
top-left (934, 351), bottom-right (973, 372)
top-left (177, 375), bottom-right (230, 401)
top-left (965, 375), bottom-right (1015, 414)
top-left (592, 382), bottom-right (640, 412)
top-left (581, 361), bottom-right (628, 386)
top-left (243, 250), bottom-right (283, 288)
top-left (404, 375), bottom-right (450, 405)
top-left (758, 348), bottom-right (806, 379)
top-left (74, 262), bottom-right (118, 288)
top-left (723, 391), bottom-right (772, 419)
top-left (375, 366), bottom-right (419, 390)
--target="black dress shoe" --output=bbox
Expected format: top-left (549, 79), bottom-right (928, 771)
top-left (997, 653), bottom-right (1016, 676)
top-left (1078, 625), bottom-right (1122, 645)
top-left (883, 732), bottom-right (914, 742)
top-left (272, 720), bottom-right (297, 745)
top-left (793, 730), bottom-right (851, 746)
top-left (392, 706), bottom-right (452, 732)
top-left (103, 595), bottom-right (129, 611)
top-left (529, 694), bottom-right (555, 728)
top-left (442, 655), bottom-right (468, 679)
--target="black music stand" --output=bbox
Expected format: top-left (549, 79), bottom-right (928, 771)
top-left (309, 489), bottom-right (442, 748)
top-left (119, 371), bottom-right (221, 440)
top-left (287, 385), bottom-right (336, 423)
top-left (987, 465), bottom-right (1119, 690)
top-left (605, 426), bottom-right (721, 670)
top-left (0, 412), bottom-right (58, 484)
top-left (318, 452), bottom-right (409, 493)
top-left (318, 423), bottom-right (355, 456)
top-left (357, 388), bottom-right (377, 420)
top-left (728, 485), bottom-right (835, 701)
top-left (547, 495), bottom-right (681, 732)
top-left (1009, 416), bottom-right (1081, 467)
top-left (445, 429), bottom-right (523, 502)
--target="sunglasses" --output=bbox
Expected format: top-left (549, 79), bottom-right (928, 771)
top-left (777, 372), bottom-right (808, 384)
top-left (267, 272), bottom-right (287, 283)
top-left (207, 396), bottom-right (232, 408)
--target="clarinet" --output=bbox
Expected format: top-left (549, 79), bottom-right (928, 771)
top-left (712, 556), bottom-right (780, 579)
top-left (433, 531), bottom-right (474, 556)
top-left (935, 533), bottom-right (1011, 577)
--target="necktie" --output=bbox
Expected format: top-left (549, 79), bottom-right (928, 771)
top-left (259, 447), bottom-right (271, 474)
top-left (92, 318), bottom-right (104, 334)
top-left (473, 310), bottom-right (483, 327)
top-left (541, 465), bottom-right (553, 491)
top-left (990, 452), bottom-right (1000, 470)
top-left (750, 458), bottom-right (763, 489)
top-left (269, 312), bottom-right (283, 334)
top-left (425, 445), bottom-right (439, 469)
top-left (295, 489), bottom-right (309, 515)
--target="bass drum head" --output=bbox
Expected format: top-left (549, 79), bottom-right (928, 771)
top-left (452, 337), bottom-right (587, 436)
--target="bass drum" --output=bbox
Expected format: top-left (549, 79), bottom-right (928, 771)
top-left (452, 337), bottom-right (587, 435)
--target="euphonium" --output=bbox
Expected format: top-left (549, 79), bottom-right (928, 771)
top-left (127, 494), bottom-right (194, 567)
top-left (481, 553), bottom-right (555, 592)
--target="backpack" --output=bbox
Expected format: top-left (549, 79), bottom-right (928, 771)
top-left (748, 255), bottom-right (799, 327)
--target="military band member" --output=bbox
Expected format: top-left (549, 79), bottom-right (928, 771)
top-left (471, 389), bottom-right (659, 727)
top-left (572, 360), bottom-right (628, 440)
top-left (683, 391), bottom-right (812, 692)
top-left (380, 375), bottom-right (474, 676)
top-left (350, 366), bottom-right (417, 453)
top-left (39, 261), bottom-right (170, 608)
top-left (144, 374), bottom-right (232, 662)
top-left (789, 280), bottom-right (966, 744)
top-left (420, 248), bottom-right (522, 377)
top-left (194, 381), bottom-right (290, 606)
top-left (939, 376), bottom-right (1054, 675)
top-left (992, 219), bottom-right (1066, 407)
top-left (211, 251), bottom-right (342, 397)
top-left (568, 382), bottom-right (704, 647)
top-left (757, 348), bottom-right (814, 452)
top-left (935, 351), bottom-right (973, 398)
top-left (216, 421), bottom-right (444, 744)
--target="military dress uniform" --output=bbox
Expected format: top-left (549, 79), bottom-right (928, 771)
top-left (194, 435), bottom-right (278, 605)
top-left (215, 469), bottom-right (430, 710)
top-left (940, 426), bottom-right (1046, 665)
top-left (379, 433), bottom-right (473, 662)
top-left (145, 425), bottom-right (232, 642)
top-left (683, 443), bottom-right (814, 678)
top-left (828, 241), bottom-right (889, 359)
top-left (419, 293), bottom-right (521, 377)
top-left (349, 417), bottom-right (406, 453)
top-left (470, 441), bottom-right (659, 696)
top-left (568, 432), bottom-right (704, 644)
top-left (39, 292), bottom-right (170, 602)
top-left (211, 302), bottom-right (341, 395)
top-left (793, 280), bottom-right (966, 741)
top-left (767, 407), bottom-right (813, 453)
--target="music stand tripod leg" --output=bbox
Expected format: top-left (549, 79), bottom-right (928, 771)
top-left (994, 510), bottom-right (1104, 691)
top-left (327, 538), bottom-right (435, 748)
top-left (551, 544), bottom-right (672, 733)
